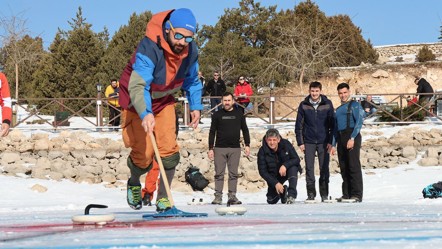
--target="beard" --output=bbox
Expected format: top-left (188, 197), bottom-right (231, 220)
top-left (166, 33), bottom-right (185, 54)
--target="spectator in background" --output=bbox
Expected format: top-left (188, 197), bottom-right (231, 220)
top-left (414, 76), bottom-right (434, 104)
top-left (105, 79), bottom-right (120, 131)
top-left (0, 72), bottom-right (12, 137)
top-left (206, 71), bottom-right (226, 113)
top-left (361, 95), bottom-right (377, 117)
top-left (234, 76), bottom-right (253, 114)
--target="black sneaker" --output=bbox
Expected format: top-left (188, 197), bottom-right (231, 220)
top-left (336, 196), bottom-right (350, 202)
top-left (142, 193), bottom-right (152, 206)
top-left (306, 192), bottom-right (315, 201)
top-left (350, 196), bottom-right (362, 202)
top-left (280, 185), bottom-right (288, 204)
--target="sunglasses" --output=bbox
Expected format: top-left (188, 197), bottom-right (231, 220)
top-left (239, 78), bottom-right (244, 80)
top-left (168, 21), bottom-right (194, 43)
top-left (214, 74), bottom-right (219, 77)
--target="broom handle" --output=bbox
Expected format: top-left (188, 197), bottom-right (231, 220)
top-left (149, 132), bottom-right (175, 206)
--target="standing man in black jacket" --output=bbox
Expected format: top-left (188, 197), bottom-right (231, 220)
top-left (295, 81), bottom-right (335, 202)
top-left (258, 128), bottom-right (301, 204)
top-left (206, 71), bottom-right (226, 113)
top-left (208, 92), bottom-right (250, 205)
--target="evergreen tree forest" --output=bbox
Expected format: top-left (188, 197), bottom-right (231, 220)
top-left (0, 1), bottom-right (378, 114)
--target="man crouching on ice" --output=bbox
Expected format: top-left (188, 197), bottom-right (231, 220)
top-left (257, 128), bottom-right (302, 204)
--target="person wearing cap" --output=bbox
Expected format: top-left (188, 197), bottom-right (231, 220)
top-left (0, 72), bottom-right (12, 137)
top-left (257, 128), bottom-right (301, 204)
top-left (295, 81), bottom-right (335, 202)
top-left (119, 8), bottom-right (203, 212)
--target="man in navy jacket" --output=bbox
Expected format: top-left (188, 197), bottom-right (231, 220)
top-left (295, 81), bottom-right (335, 202)
top-left (258, 129), bottom-right (301, 204)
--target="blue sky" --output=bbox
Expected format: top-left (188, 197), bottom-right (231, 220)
top-left (1, 0), bottom-right (441, 48)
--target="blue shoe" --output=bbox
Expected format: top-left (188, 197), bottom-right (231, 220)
top-left (127, 180), bottom-right (142, 210)
top-left (156, 197), bottom-right (172, 212)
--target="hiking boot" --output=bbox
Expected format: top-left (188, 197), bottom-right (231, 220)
top-left (211, 194), bottom-right (222, 205)
top-left (321, 196), bottom-right (328, 202)
top-left (127, 180), bottom-right (142, 210)
top-left (306, 192), bottom-right (315, 201)
top-left (156, 197), bottom-right (172, 212)
top-left (286, 196), bottom-right (296, 204)
top-left (142, 193), bottom-right (152, 206)
top-left (280, 185), bottom-right (288, 204)
top-left (227, 194), bottom-right (242, 205)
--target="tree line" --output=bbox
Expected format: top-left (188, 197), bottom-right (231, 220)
top-left (0, 0), bottom-right (378, 113)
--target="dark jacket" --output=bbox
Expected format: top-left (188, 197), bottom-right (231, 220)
top-left (295, 95), bottom-right (335, 146)
top-left (257, 136), bottom-right (301, 188)
top-left (416, 78), bottom-right (434, 100)
top-left (206, 78), bottom-right (226, 97)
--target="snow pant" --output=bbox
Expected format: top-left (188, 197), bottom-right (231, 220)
top-left (108, 105), bottom-right (121, 127)
top-left (337, 129), bottom-right (363, 200)
top-left (304, 143), bottom-right (330, 198)
top-left (266, 166), bottom-right (299, 204)
top-left (213, 147), bottom-right (241, 196)
top-left (142, 159), bottom-right (159, 202)
top-left (122, 104), bottom-right (180, 200)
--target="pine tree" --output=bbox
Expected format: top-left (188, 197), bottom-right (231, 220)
top-left (31, 7), bottom-right (105, 115)
top-left (439, 24), bottom-right (442, 42)
top-left (416, 45), bottom-right (436, 62)
top-left (97, 11), bottom-right (152, 84)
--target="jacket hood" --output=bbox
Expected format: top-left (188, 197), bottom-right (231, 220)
top-left (145, 10), bottom-right (189, 58)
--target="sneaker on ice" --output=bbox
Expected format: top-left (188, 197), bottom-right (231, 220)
top-left (142, 193), bottom-right (152, 206)
top-left (286, 196), bottom-right (296, 204)
top-left (306, 192), bottom-right (315, 201)
top-left (127, 181), bottom-right (142, 210)
top-left (156, 197), bottom-right (172, 212)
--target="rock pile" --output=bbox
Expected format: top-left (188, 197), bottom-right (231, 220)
top-left (1, 127), bottom-right (441, 193)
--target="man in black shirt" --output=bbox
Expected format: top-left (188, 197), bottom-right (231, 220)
top-left (206, 71), bottom-right (226, 113)
top-left (208, 92), bottom-right (250, 205)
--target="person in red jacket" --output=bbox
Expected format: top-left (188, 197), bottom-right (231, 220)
top-left (0, 72), bottom-right (12, 137)
top-left (234, 76), bottom-right (253, 114)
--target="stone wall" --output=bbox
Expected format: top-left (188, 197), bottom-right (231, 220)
top-left (1, 128), bottom-right (441, 193)
top-left (375, 43), bottom-right (442, 58)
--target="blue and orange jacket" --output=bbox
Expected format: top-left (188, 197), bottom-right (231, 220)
top-left (119, 10), bottom-right (203, 119)
top-left (0, 73), bottom-right (12, 125)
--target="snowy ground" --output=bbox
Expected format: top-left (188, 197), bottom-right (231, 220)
top-left (1, 110), bottom-right (442, 248)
